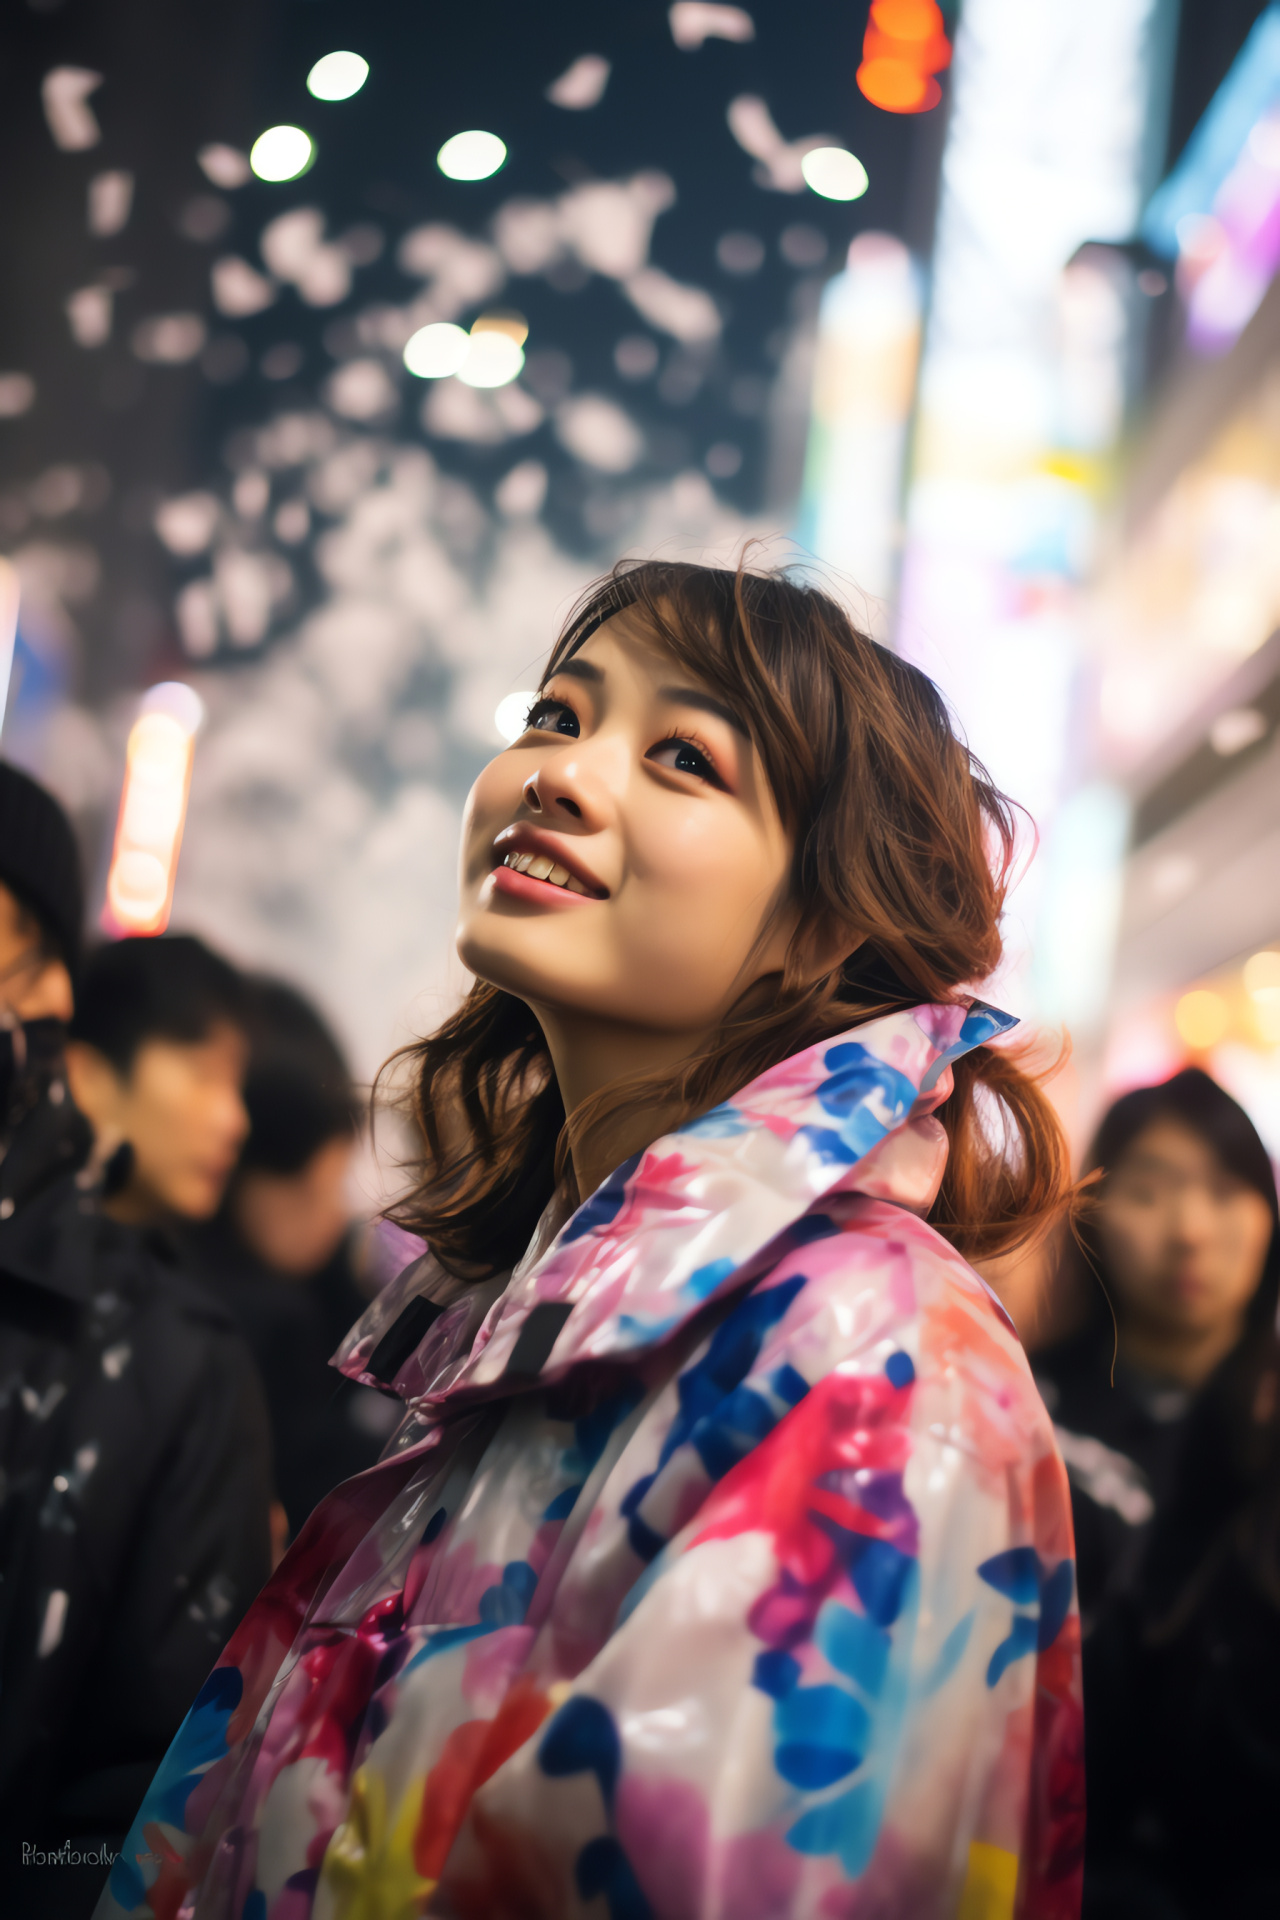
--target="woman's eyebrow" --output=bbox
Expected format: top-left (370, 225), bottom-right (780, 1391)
top-left (1115, 1153), bottom-right (1179, 1177)
top-left (657, 684), bottom-right (749, 737)
top-left (550, 657), bottom-right (603, 686)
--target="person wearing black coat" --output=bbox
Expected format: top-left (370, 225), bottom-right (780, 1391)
top-left (1035, 1067), bottom-right (1280, 1919)
top-left (0, 765), bottom-right (273, 1918)
top-left (180, 978), bottom-right (397, 1540)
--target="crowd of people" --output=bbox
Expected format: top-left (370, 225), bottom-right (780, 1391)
top-left (0, 562), bottom-right (1277, 1918)
top-left (0, 763), bottom-right (398, 1916)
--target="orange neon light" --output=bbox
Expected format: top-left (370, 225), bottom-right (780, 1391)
top-left (857, 0), bottom-right (951, 115)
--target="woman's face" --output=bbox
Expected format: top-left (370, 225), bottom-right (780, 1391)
top-left (1096, 1118), bottom-right (1274, 1343)
top-left (456, 609), bottom-right (797, 1039)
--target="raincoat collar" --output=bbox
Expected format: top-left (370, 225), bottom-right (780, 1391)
top-left (343, 1000), bottom-right (1014, 1404)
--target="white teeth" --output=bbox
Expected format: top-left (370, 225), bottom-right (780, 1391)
top-left (502, 850), bottom-right (592, 895)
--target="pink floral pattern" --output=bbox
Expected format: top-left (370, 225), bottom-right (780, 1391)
top-left (95, 1004), bottom-right (1082, 1920)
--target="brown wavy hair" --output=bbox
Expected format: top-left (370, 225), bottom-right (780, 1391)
top-left (390, 557), bottom-right (1071, 1275)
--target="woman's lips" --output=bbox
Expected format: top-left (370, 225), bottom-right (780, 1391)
top-left (491, 864), bottom-right (597, 907)
top-left (491, 825), bottom-right (608, 898)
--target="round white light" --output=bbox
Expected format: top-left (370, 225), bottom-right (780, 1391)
top-left (494, 691), bottom-right (537, 743)
top-left (306, 52), bottom-right (369, 101)
top-left (141, 679), bottom-right (205, 736)
top-left (249, 125), bottom-right (314, 183)
top-left (437, 129), bottom-right (507, 181)
top-left (458, 331), bottom-right (524, 388)
top-left (800, 146), bottom-right (869, 202)
top-left (403, 322), bottom-right (470, 379)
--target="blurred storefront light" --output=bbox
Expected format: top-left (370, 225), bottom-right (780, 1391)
top-left (800, 147), bottom-right (869, 202)
top-left (1143, 5), bottom-right (1280, 354)
top-left (1033, 783), bottom-right (1131, 1039)
top-left (1254, 1001), bottom-right (1280, 1047)
top-left (0, 557), bottom-right (19, 736)
top-left (437, 130), bottom-right (507, 181)
top-left (1210, 706), bottom-right (1269, 756)
top-left (1105, 948), bottom-right (1280, 1147)
top-left (1175, 988), bottom-right (1230, 1050)
top-left (1245, 951), bottom-right (1280, 1042)
top-left (1244, 949), bottom-right (1280, 994)
top-left (1088, 387), bottom-right (1280, 768)
top-left (896, 0), bottom-right (1171, 1025)
top-left (796, 233), bottom-right (921, 611)
top-left (857, 0), bottom-right (951, 115)
top-left (249, 126), bottom-right (314, 183)
top-left (306, 52), bottom-right (369, 101)
top-left (104, 684), bottom-right (204, 937)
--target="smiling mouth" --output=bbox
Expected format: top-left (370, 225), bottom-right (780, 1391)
top-left (500, 850), bottom-right (594, 895)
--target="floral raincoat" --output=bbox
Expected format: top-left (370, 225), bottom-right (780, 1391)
top-left (97, 1003), bottom-right (1083, 1920)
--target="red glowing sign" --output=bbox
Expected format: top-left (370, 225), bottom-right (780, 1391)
top-left (857, 0), bottom-right (952, 115)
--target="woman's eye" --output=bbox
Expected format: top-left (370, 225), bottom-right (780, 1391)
top-left (526, 697), bottom-right (579, 738)
top-left (649, 737), bottom-right (720, 784)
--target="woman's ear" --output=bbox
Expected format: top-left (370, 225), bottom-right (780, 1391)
top-left (791, 918), bottom-right (865, 989)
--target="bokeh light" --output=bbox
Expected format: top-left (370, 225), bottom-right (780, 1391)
top-left (104, 683), bottom-right (205, 936)
top-left (437, 129), bottom-right (507, 181)
top-left (857, 0), bottom-right (951, 115)
top-left (306, 52), bottom-right (369, 101)
top-left (1174, 988), bottom-right (1230, 1050)
top-left (0, 556), bottom-right (19, 735)
top-left (494, 692), bottom-right (537, 743)
top-left (1244, 950), bottom-right (1280, 996)
top-left (249, 125), bottom-right (314, 182)
top-left (1244, 951), bottom-right (1280, 1043)
top-left (404, 316), bottom-right (527, 387)
top-left (458, 331), bottom-right (525, 388)
top-left (801, 147), bottom-right (870, 202)
top-left (402, 322), bottom-right (470, 378)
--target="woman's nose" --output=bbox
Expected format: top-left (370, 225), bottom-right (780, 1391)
top-left (1171, 1187), bottom-right (1214, 1244)
top-left (522, 752), bottom-right (611, 826)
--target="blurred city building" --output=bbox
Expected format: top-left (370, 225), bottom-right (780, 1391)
top-left (1080, 7), bottom-right (1280, 1154)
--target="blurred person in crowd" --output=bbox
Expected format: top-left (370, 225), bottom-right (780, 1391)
top-left (65, 936), bottom-right (251, 1231)
top-left (1035, 1068), bottom-right (1280, 1918)
top-left (183, 979), bottom-right (396, 1538)
top-left (0, 769), bottom-right (272, 1915)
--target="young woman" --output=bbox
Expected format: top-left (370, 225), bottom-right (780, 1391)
top-left (98, 563), bottom-right (1083, 1920)
top-left (1035, 1069), bottom-right (1280, 1917)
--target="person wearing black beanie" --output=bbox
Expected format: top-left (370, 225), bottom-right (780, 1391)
top-left (0, 759), bottom-right (85, 984)
top-left (0, 763), bottom-right (274, 1919)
